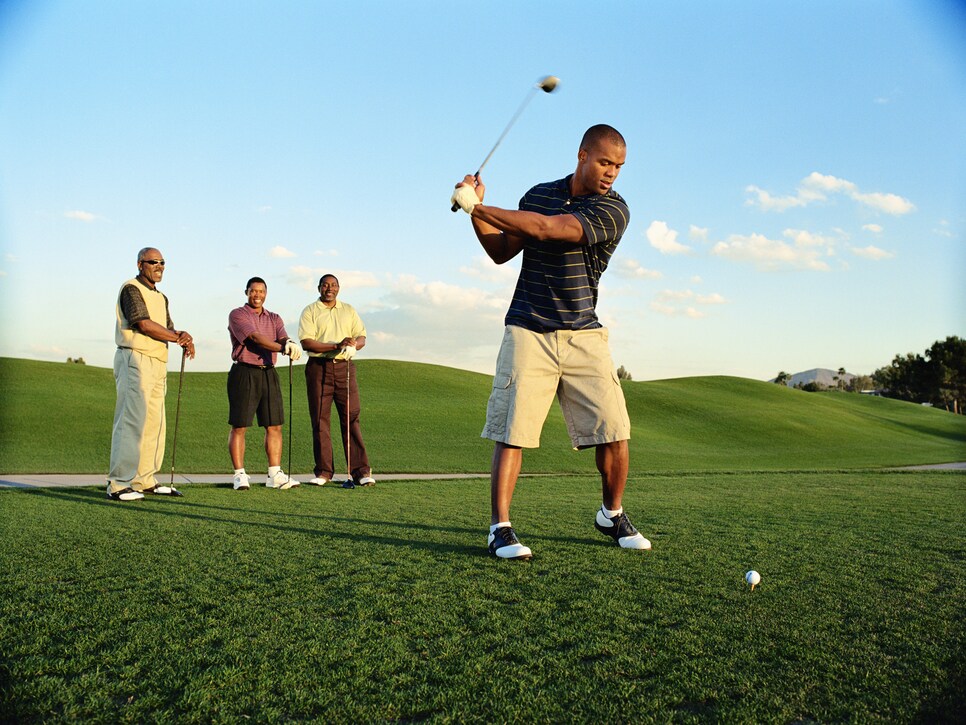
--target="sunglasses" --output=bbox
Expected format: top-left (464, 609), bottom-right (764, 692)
top-left (142, 260), bottom-right (165, 266)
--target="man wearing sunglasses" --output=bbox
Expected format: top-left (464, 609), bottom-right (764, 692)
top-left (107, 247), bottom-right (195, 501)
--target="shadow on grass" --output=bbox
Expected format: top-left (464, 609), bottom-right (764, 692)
top-left (36, 486), bottom-right (613, 555)
top-left (36, 487), bottom-right (509, 556)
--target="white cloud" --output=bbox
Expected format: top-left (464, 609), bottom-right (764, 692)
top-left (850, 245), bottom-right (895, 261)
top-left (28, 344), bottom-right (68, 359)
top-left (744, 185), bottom-right (808, 212)
top-left (862, 224), bottom-right (883, 233)
top-left (933, 220), bottom-right (954, 238)
top-left (65, 210), bottom-right (100, 222)
top-left (361, 274), bottom-right (509, 372)
top-left (313, 249), bottom-right (340, 257)
top-left (614, 258), bottom-right (662, 280)
top-left (650, 288), bottom-right (726, 318)
top-left (270, 245), bottom-right (296, 258)
top-left (746, 172), bottom-right (915, 216)
top-left (689, 225), bottom-right (709, 242)
top-left (646, 221), bottom-right (691, 255)
top-left (459, 256), bottom-right (520, 284)
top-left (783, 228), bottom-right (835, 248)
top-left (289, 265), bottom-right (381, 292)
top-left (850, 190), bottom-right (916, 215)
top-left (711, 233), bottom-right (830, 271)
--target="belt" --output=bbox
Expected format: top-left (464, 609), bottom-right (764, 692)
top-left (309, 357), bottom-right (348, 364)
top-left (235, 361), bottom-right (274, 370)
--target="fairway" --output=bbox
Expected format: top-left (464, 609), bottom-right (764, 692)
top-left (1, 471), bottom-right (963, 722)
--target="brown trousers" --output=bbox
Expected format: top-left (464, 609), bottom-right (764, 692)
top-left (305, 358), bottom-right (370, 480)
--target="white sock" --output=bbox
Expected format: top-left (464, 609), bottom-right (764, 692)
top-left (268, 466), bottom-right (281, 476)
top-left (234, 468), bottom-right (246, 476)
top-left (490, 521), bottom-right (512, 535)
top-left (602, 505), bottom-right (622, 520)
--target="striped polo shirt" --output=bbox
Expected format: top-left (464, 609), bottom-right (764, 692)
top-left (505, 175), bottom-right (630, 332)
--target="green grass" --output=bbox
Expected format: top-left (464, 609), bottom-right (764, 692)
top-left (1, 472), bottom-right (963, 722)
top-left (1, 357), bottom-right (964, 721)
top-left (0, 358), bottom-right (964, 474)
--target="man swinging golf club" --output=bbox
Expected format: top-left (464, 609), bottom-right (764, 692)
top-left (451, 124), bottom-right (651, 560)
top-left (227, 277), bottom-right (302, 490)
top-left (107, 247), bottom-right (194, 501)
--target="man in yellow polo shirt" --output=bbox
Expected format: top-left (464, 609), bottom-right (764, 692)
top-left (107, 247), bottom-right (195, 501)
top-left (298, 274), bottom-right (374, 488)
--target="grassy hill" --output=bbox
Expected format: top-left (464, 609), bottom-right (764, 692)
top-left (0, 357), bottom-right (963, 474)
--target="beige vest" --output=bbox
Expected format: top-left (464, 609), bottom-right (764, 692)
top-left (115, 277), bottom-right (169, 362)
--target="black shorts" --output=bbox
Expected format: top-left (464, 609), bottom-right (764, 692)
top-left (227, 363), bottom-right (285, 428)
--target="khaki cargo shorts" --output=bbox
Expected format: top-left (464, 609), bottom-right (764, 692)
top-left (481, 325), bottom-right (631, 449)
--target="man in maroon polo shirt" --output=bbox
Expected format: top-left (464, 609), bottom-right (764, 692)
top-left (227, 277), bottom-right (302, 491)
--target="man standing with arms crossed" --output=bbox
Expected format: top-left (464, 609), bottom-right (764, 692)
top-left (107, 247), bottom-right (194, 501)
top-left (298, 274), bottom-right (375, 488)
top-left (451, 124), bottom-right (651, 560)
top-left (227, 277), bottom-right (302, 491)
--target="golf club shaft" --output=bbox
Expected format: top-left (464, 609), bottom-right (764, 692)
top-left (169, 347), bottom-right (187, 486)
top-left (288, 356), bottom-right (293, 479)
top-left (451, 86), bottom-right (540, 212)
top-left (346, 361), bottom-right (351, 484)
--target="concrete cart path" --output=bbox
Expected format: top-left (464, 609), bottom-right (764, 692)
top-left (1, 465), bottom-right (963, 489)
top-left (0, 473), bottom-right (494, 489)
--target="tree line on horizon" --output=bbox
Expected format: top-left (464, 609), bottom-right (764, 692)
top-left (774, 336), bottom-right (965, 414)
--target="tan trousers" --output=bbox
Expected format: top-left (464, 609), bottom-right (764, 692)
top-left (107, 348), bottom-right (167, 492)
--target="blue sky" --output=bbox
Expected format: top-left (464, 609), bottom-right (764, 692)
top-left (1, 0), bottom-right (963, 380)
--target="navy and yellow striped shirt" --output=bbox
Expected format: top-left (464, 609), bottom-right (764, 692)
top-left (505, 175), bottom-right (630, 332)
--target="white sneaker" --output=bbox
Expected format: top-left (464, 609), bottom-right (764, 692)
top-left (233, 473), bottom-right (251, 490)
top-left (595, 508), bottom-right (651, 550)
top-left (356, 476), bottom-right (376, 487)
top-left (266, 470), bottom-right (300, 490)
top-left (307, 477), bottom-right (327, 486)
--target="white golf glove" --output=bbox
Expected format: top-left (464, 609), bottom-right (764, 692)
top-left (283, 340), bottom-right (302, 360)
top-left (341, 344), bottom-right (357, 360)
top-left (450, 185), bottom-right (481, 215)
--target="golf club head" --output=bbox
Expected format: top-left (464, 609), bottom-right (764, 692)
top-left (538, 75), bottom-right (559, 93)
top-left (451, 75), bottom-right (560, 212)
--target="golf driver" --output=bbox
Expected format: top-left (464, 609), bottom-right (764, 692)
top-left (450, 75), bottom-right (560, 212)
top-left (168, 347), bottom-right (187, 491)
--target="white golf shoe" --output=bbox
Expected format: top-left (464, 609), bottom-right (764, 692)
top-left (487, 526), bottom-right (533, 560)
top-left (594, 508), bottom-right (651, 550)
top-left (233, 473), bottom-right (251, 490)
top-left (106, 485), bottom-right (144, 502)
top-left (306, 477), bottom-right (327, 486)
top-left (266, 470), bottom-right (299, 490)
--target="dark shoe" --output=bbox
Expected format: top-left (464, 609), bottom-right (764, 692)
top-left (106, 486), bottom-right (144, 502)
top-left (594, 508), bottom-right (651, 550)
top-left (487, 526), bottom-right (533, 560)
top-left (144, 485), bottom-right (184, 497)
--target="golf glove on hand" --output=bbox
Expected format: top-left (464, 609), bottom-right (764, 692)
top-left (284, 340), bottom-right (302, 360)
top-left (341, 344), bottom-right (357, 360)
top-left (450, 185), bottom-right (481, 215)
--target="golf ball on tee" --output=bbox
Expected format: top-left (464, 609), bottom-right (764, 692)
top-left (745, 570), bottom-right (761, 589)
